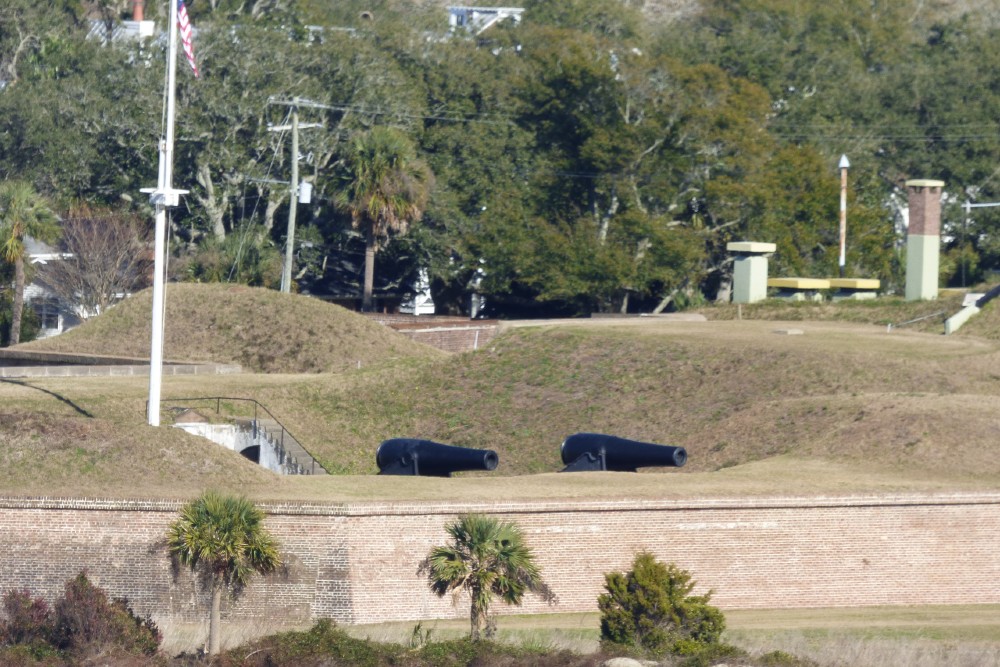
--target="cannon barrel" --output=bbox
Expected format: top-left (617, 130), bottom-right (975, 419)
top-left (376, 438), bottom-right (499, 477)
top-left (560, 433), bottom-right (687, 472)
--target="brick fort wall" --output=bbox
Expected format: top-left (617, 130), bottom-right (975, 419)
top-left (0, 493), bottom-right (997, 628)
top-left (366, 314), bottom-right (500, 354)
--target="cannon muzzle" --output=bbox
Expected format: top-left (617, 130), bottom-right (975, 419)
top-left (376, 438), bottom-right (499, 477)
top-left (560, 432), bottom-right (687, 472)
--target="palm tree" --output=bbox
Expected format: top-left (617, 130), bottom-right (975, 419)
top-left (0, 181), bottom-right (58, 346)
top-left (165, 491), bottom-right (281, 655)
top-left (425, 514), bottom-right (554, 640)
top-left (336, 127), bottom-right (432, 312)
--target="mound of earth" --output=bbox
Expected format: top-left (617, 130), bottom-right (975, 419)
top-left (18, 283), bottom-right (445, 373)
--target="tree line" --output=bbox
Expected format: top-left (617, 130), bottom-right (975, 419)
top-left (2, 0), bottom-right (1000, 320)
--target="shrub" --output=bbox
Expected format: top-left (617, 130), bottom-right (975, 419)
top-left (52, 572), bottom-right (161, 656)
top-left (598, 552), bottom-right (726, 658)
top-left (0, 291), bottom-right (39, 346)
top-left (0, 589), bottom-right (54, 646)
top-left (221, 619), bottom-right (397, 667)
top-left (0, 574), bottom-right (159, 662)
top-left (758, 650), bottom-right (821, 666)
top-left (0, 590), bottom-right (61, 664)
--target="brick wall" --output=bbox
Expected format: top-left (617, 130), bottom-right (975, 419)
top-left (0, 493), bottom-right (997, 629)
top-left (367, 314), bottom-right (500, 353)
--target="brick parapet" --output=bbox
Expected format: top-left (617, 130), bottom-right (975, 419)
top-left (365, 314), bottom-right (500, 353)
top-left (8, 491), bottom-right (995, 514)
top-left (0, 492), bottom-right (997, 629)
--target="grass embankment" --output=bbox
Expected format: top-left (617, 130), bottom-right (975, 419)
top-left (16, 283), bottom-right (444, 373)
top-left (2, 283), bottom-right (1000, 498)
top-left (4, 284), bottom-right (1000, 665)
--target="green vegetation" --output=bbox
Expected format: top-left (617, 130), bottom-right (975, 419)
top-left (425, 515), bottom-right (554, 640)
top-left (166, 492), bottom-right (281, 655)
top-left (599, 552), bottom-right (726, 658)
top-left (2, 283), bottom-right (1000, 500)
top-left (0, 572), bottom-right (161, 664)
top-left (214, 620), bottom-right (602, 667)
top-left (5, 0), bottom-right (1000, 319)
top-left (0, 181), bottom-right (58, 345)
top-left (336, 127), bottom-right (433, 312)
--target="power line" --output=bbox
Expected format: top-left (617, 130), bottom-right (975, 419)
top-left (268, 96), bottom-right (517, 126)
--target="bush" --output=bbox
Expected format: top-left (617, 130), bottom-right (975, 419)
top-left (0, 590), bottom-right (61, 663)
top-left (0, 574), bottom-right (160, 663)
top-left (0, 590), bottom-right (54, 646)
top-left (0, 291), bottom-right (39, 346)
top-left (598, 552), bottom-right (726, 658)
top-left (220, 619), bottom-right (397, 667)
top-left (52, 572), bottom-right (161, 656)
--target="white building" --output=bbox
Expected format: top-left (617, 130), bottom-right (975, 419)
top-left (448, 6), bottom-right (524, 35)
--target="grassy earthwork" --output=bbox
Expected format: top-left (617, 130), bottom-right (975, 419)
top-left (2, 282), bottom-right (999, 664)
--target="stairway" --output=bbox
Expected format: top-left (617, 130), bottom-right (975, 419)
top-left (231, 416), bottom-right (327, 475)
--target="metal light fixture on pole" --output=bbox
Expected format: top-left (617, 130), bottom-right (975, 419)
top-left (141, 0), bottom-right (188, 426)
top-left (838, 154), bottom-right (850, 278)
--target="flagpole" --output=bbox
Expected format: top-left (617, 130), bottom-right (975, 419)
top-left (144, 0), bottom-right (187, 426)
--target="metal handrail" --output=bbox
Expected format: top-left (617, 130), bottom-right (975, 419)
top-left (159, 396), bottom-right (325, 474)
top-left (886, 311), bottom-right (946, 332)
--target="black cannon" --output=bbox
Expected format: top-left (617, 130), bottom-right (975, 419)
top-left (560, 433), bottom-right (687, 472)
top-left (376, 438), bottom-right (499, 477)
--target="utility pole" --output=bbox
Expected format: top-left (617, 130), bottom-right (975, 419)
top-left (838, 154), bottom-right (850, 278)
top-left (961, 200), bottom-right (1000, 288)
top-left (267, 97), bottom-right (322, 294)
top-left (283, 102), bottom-right (299, 293)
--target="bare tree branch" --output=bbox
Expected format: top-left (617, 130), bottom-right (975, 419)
top-left (37, 206), bottom-right (152, 319)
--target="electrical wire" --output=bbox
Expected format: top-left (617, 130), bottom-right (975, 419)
top-left (229, 109), bottom-right (292, 282)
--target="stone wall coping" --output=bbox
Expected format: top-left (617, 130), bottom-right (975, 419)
top-left (727, 241), bottom-right (777, 254)
top-left (2, 492), bottom-right (997, 516)
top-left (389, 324), bottom-right (498, 334)
top-left (829, 278), bottom-right (881, 290)
top-left (0, 363), bottom-right (241, 378)
top-left (768, 278), bottom-right (832, 290)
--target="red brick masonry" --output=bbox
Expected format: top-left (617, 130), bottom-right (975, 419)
top-left (0, 493), bottom-right (997, 627)
top-left (367, 314), bottom-right (500, 353)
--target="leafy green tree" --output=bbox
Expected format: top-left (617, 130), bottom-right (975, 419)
top-left (335, 127), bottom-right (432, 311)
top-left (424, 514), bottom-right (553, 641)
top-left (523, 0), bottom-right (645, 40)
top-left (599, 552), bottom-right (725, 658)
top-left (512, 23), bottom-right (774, 308)
top-left (166, 491), bottom-right (281, 655)
top-left (0, 284), bottom-right (39, 346)
top-left (408, 33), bottom-right (541, 314)
top-left (0, 0), bottom-right (85, 87)
top-left (0, 19), bottom-right (160, 202)
top-left (184, 225), bottom-right (283, 288)
top-left (0, 180), bottom-right (58, 345)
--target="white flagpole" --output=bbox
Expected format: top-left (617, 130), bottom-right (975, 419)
top-left (144, 0), bottom-right (187, 426)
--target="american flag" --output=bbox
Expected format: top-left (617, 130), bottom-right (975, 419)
top-left (177, 0), bottom-right (199, 78)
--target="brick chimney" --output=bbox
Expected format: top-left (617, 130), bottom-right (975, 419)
top-left (905, 179), bottom-right (945, 301)
top-left (132, 0), bottom-right (144, 21)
